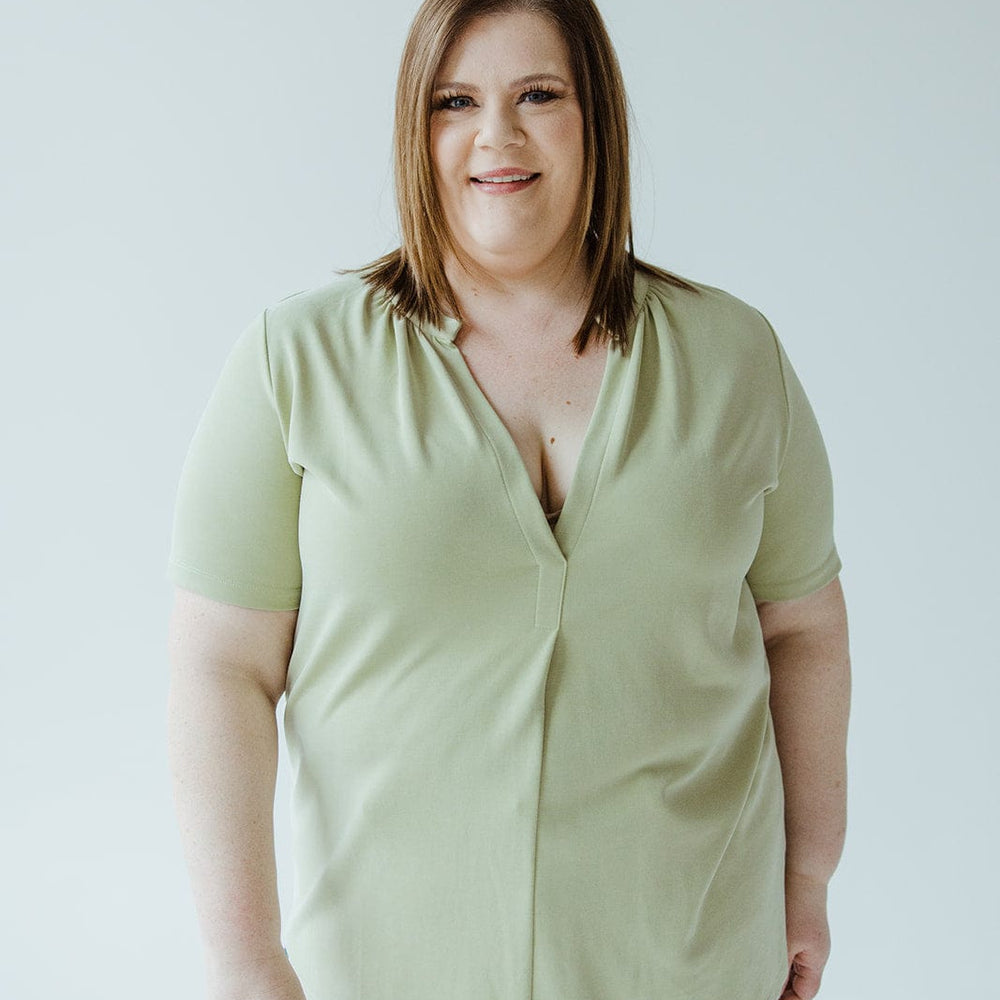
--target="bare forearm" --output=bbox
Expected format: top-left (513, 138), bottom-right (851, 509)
top-left (766, 611), bottom-right (851, 885)
top-left (167, 668), bottom-right (284, 974)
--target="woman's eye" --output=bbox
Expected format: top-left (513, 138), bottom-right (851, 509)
top-left (438, 95), bottom-right (474, 110)
top-left (521, 89), bottom-right (556, 104)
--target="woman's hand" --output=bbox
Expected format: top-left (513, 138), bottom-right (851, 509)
top-left (779, 872), bottom-right (831, 1000)
top-left (207, 948), bottom-right (307, 1000)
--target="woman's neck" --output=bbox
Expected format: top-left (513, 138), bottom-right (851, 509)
top-left (445, 253), bottom-right (591, 348)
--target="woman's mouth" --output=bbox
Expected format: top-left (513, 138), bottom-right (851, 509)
top-left (470, 171), bottom-right (540, 193)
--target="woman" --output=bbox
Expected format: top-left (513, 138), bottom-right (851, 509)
top-left (167, 2), bottom-right (850, 999)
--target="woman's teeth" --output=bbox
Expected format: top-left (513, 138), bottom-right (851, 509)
top-left (474, 174), bottom-right (534, 183)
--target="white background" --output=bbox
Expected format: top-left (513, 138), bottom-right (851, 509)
top-left (2, 1), bottom-right (997, 997)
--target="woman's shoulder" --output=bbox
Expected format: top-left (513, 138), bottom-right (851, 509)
top-left (638, 264), bottom-right (780, 358)
top-left (262, 271), bottom-right (392, 339)
top-left (640, 265), bottom-right (770, 329)
top-left (242, 272), bottom-right (411, 386)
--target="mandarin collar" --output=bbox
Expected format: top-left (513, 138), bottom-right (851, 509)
top-left (424, 311), bottom-right (464, 345)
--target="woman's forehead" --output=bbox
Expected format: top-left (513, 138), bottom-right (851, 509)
top-left (434, 11), bottom-right (573, 85)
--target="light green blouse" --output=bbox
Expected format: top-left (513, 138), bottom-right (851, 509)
top-left (169, 269), bottom-right (840, 1000)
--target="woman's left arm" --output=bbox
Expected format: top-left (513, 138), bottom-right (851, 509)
top-left (757, 576), bottom-right (851, 1000)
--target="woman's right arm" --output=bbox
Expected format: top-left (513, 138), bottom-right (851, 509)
top-left (167, 587), bottom-right (306, 1000)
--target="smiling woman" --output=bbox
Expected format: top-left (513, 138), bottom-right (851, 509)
top-left (428, 13), bottom-right (585, 278)
top-left (360, 0), bottom-right (698, 353)
top-left (166, 2), bottom-right (850, 1000)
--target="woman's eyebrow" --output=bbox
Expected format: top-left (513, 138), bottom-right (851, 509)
top-left (432, 73), bottom-right (571, 92)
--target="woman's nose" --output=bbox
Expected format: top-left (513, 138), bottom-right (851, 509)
top-left (474, 103), bottom-right (525, 150)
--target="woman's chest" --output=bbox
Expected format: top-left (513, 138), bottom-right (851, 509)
top-left (455, 337), bottom-right (610, 516)
top-left (283, 321), bottom-right (783, 612)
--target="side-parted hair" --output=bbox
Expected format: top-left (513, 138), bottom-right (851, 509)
top-left (359, 0), bottom-right (698, 353)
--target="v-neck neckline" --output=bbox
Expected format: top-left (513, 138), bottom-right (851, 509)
top-left (451, 344), bottom-right (620, 560)
top-left (420, 272), bottom-right (649, 562)
top-left (429, 314), bottom-right (642, 563)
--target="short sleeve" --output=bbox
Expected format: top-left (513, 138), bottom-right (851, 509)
top-left (168, 311), bottom-right (303, 610)
top-left (746, 331), bottom-right (842, 602)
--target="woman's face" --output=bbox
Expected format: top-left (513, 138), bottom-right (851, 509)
top-left (430, 11), bottom-right (585, 278)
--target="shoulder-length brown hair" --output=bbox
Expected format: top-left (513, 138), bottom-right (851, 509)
top-left (359, 0), bottom-right (697, 353)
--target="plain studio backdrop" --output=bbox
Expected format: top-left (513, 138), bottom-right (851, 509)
top-left (1, 1), bottom-right (996, 997)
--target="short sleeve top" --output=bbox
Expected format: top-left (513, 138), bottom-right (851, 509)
top-left (169, 270), bottom-right (840, 1000)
